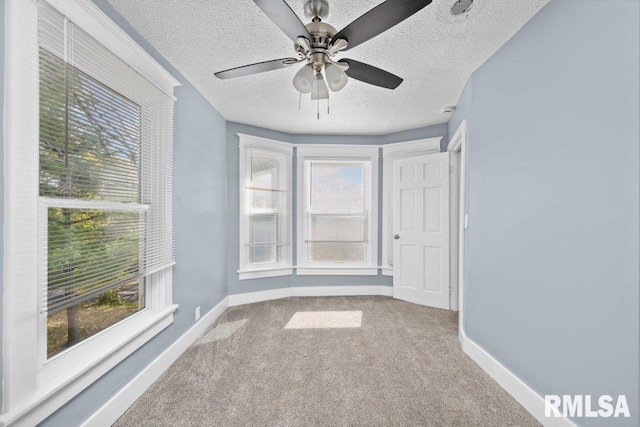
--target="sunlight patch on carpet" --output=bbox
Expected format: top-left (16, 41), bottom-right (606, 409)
top-left (284, 311), bottom-right (362, 329)
top-left (195, 319), bottom-right (248, 346)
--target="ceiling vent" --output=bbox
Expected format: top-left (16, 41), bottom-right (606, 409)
top-left (450, 0), bottom-right (474, 16)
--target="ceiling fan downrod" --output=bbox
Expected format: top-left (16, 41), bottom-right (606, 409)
top-left (304, 0), bottom-right (329, 22)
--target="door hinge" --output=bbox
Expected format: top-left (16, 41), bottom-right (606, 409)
top-left (449, 165), bottom-right (454, 174)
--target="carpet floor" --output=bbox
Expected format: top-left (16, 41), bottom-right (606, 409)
top-left (115, 296), bottom-right (539, 426)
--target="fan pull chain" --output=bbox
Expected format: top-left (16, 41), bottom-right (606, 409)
top-left (327, 98), bottom-right (330, 115)
top-left (317, 97), bottom-right (319, 120)
top-left (298, 92), bottom-right (302, 110)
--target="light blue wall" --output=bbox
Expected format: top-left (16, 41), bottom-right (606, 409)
top-left (226, 122), bottom-right (447, 295)
top-left (447, 78), bottom-right (471, 145)
top-left (38, 1), bottom-right (229, 425)
top-left (448, 1), bottom-right (639, 425)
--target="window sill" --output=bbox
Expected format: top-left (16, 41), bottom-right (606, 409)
top-left (0, 304), bottom-right (178, 427)
top-left (296, 267), bottom-right (379, 276)
top-left (381, 267), bottom-right (393, 276)
top-left (238, 267), bottom-right (293, 280)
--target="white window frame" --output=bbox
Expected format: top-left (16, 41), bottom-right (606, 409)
top-left (1, 0), bottom-right (180, 425)
top-left (296, 145), bottom-right (379, 276)
top-left (238, 134), bottom-right (293, 280)
top-left (380, 138), bottom-right (442, 276)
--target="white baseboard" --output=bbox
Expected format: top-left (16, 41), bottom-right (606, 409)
top-left (228, 285), bottom-right (393, 307)
top-left (292, 285), bottom-right (393, 298)
top-left (460, 331), bottom-right (575, 427)
top-left (82, 297), bottom-right (229, 427)
top-left (228, 287), bottom-right (293, 306)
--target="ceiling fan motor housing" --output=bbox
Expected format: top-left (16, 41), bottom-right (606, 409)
top-left (304, 21), bottom-right (336, 50)
top-left (296, 20), bottom-right (338, 72)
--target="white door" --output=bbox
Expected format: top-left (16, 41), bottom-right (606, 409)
top-left (392, 153), bottom-right (450, 309)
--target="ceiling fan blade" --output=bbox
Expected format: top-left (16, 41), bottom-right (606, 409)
top-left (340, 59), bottom-right (403, 89)
top-left (215, 58), bottom-right (299, 79)
top-left (253, 0), bottom-right (312, 42)
top-left (332, 0), bottom-right (432, 51)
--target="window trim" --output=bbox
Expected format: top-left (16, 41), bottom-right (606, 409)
top-left (380, 138), bottom-right (442, 276)
top-left (296, 145), bottom-right (379, 276)
top-left (43, 0), bottom-right (179, 95)
top-left (237, 134), bottom-right (293, 280)
top-left (1, 0), bottom-right (179, 424)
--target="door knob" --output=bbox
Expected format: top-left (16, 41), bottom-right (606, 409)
top-left (394, 234), bottom-right (400, 239)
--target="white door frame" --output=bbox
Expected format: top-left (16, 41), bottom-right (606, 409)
top-left (447, 120), bottom-right (467, 341)
top-left (448, 150), bottom-right (459, 312)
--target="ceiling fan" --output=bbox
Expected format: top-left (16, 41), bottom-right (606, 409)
top-left (214, 0), bottom-right (433, 108)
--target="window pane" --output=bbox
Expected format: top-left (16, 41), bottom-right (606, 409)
top-left (47, 281), bottom-right (144, 358)
top-left (250, 188), bottom-right (277, 210)
top-left (39, 48), bottom-right (142, 203)
top-left (46, 208), bottom-right (144, 315)
top-left (310, 163), bottom-right (365, 212)
top-left (251, 156), bottom-right (278, 189)
top-left (309, 242), bottom-right (365, 263)
top-left (250, 214), bottom-right (277, 244)
top-left (251, 245), bottom-right (277, 265)
top-left (250, 214), bottom-right (278, 264)
top-left (310, 215), bottom-right (365, 242)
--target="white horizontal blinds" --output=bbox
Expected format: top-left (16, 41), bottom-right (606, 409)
top-left (38, 2), bottom-right (174, 314)
top-left (307, 160), bottom-right (369, 263)
top-left (134, 65), bottom-right (175, 274)
top-left (245, 148), bottom-right (291, 266)
top-left (39, 207), bottom-right (147, 314)
top-left (39, 48), bottom-right (142, 203)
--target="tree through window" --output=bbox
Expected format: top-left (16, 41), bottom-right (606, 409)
top-left (39, 47), bottom-right (145, 358)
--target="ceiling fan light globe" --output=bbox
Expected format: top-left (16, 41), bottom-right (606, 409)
top-left (325, 63), bottom-right (348, 92)
top-left (311, 76), bottom-right (329, 100)
top-left (293, 64), bottom-right (314, 93)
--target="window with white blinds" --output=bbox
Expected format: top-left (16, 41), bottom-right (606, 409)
top-left (296, 145), bottom-right (379, 275)
top-left (305, 160), bottom-right (370, 264)
top-left (3, 0), bottom-right (178, 420)
top-left (238, 135), bottom-right (292, 279)
top-left (38, 2), bottom-right (174, 320)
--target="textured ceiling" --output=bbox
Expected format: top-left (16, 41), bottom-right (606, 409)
top-left (107, 0), bottom-right (550, 135)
